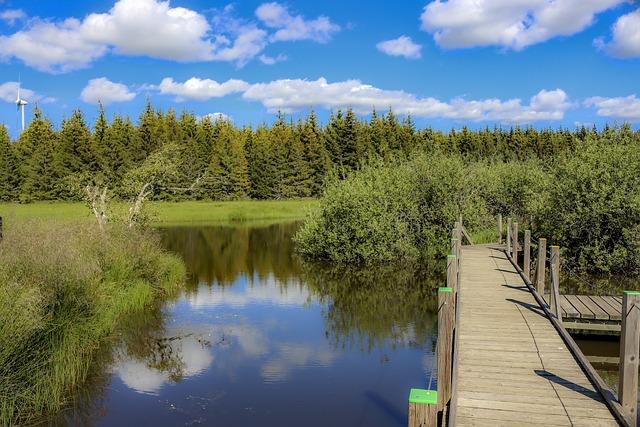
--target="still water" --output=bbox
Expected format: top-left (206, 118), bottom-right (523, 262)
top-left (62, 222), bottom-right (440, 426)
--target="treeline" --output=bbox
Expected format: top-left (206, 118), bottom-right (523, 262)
top-left (1, 102), bottom-right (639, 202)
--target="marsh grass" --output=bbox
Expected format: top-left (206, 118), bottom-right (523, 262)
top-left (0, 199), bottom-right (318, 226)
top-left (0, 219), bottom-right (185, 425)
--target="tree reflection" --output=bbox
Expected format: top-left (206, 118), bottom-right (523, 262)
top-left (162, 222), bottom-right (439, 350)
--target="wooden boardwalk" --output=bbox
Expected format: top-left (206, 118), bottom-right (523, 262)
top-left (453, 244), bottom-right (619, 426)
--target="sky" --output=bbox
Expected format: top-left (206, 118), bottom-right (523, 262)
top-left (0, 0), bottom-right (639, 136)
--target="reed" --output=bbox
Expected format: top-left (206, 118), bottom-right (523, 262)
top-left (0, 219), bottom-right (185, 425)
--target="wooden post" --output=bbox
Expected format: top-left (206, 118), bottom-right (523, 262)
top-left (550, 246), bottom-right (562, 319)
top-left (536, 238), bottom-right (547, 296)
top-left (523, 230), bottom-right (531, 280)
top-left (447, 254), bottom-right (458, 294)
top-left (450, 238), bottom-right (458, 257)
top-left (619, 291), bottom-right (640, 426)
top-left (497, 214), bottom-right (502, 244)
top-left (408, 389), bottom-right (437, 427)
top-left (506, 218), bottom-right (512, 255)
top-left (512, 222), bottom-right (519, 266)
top-left (0, 216), bottom-right (3, 243)
top-left (437, 287), bottom-right (455, 412)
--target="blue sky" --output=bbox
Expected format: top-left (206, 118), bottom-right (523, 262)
top-left (0, 0), bottom-right (639, 136)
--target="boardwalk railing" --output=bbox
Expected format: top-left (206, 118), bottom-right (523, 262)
top-left (408, 219), bottom-right (471, 427)
top-left (504, 217), bottom-right (639, 426)
top-left (408, 216), bottom-right (639, 427)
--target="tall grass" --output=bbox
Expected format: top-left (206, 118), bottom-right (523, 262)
top-left (0, 220), bottom-right (185, 425)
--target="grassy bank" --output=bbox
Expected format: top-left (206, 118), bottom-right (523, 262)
top-left (0, 220), bottom-right (185, 425)
top-left (0, 199), bottom-right (318, 225)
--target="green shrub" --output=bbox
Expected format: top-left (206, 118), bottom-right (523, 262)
top-left (540, 139), bottom-right (640, 274)
top-left (0, 220), bottom-right (185, 425)
top-left (295, 154), bottom-right (489, 264)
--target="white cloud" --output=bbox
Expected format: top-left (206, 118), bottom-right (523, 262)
top-left (0, 9), bottom-right (26, 25)
top-left (259, 53), bottom-right (287, 65)
top-left (376, 36), bottom-right (422, 59)
top-left (595, 8), bottom-right (640, 58)
top-left (0, 81), bottom-right (55, 104)
top-left (0, 18), bottom-right (108, 73)
top-left (242, 77), bottom-right (571, 123)
top-left (256, 2), bottom-right (340, 43)
top-left (158, 77), bottom-right (249, 102)
top-left (200, 112), bottom-right (231, 122)
top-left (585, 95), bottom-right (640, 121)
top-left (80, 77), bottom-right (136, 105)
top-left (0, 1), bottom-right (341, 72)
top-left (210, 25), bottom-right (269, 67)
top-left (420, 0), bottom-right (624, 50)
top-left (81, 0), bottom-right (214, 61)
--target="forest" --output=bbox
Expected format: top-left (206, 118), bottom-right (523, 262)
top-left (1, 102), bottom-right (638, 203)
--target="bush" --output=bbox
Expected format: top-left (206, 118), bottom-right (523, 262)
top-left (540, 138), bottom-right (640, 274)
top-left (295, 154), bottom-right (489, 264)
top-left (0, 220), bottom-right (185, 425)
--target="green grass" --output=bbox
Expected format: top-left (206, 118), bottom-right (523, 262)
top-left (0, 199), bottom-right (318, 225)
top-left (0, 220), bottom-right (185, 425)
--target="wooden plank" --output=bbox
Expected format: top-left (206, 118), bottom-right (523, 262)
top-left (560, 295), bottom-right (581, 318)
top-left (564, 295), bottom-right (596, 319)
top-left (451, 244), bottom-right (619, 426)
top-left (595, 296), bottom-right (622, 321)
top-left (619, 291), bottom-right (640, 422)
top-left (576, 295), bottom-right (610, 320)
top-left (589, 296), bottom-right (620, 321)
top-left (437, 288), bottom-right (455, 411)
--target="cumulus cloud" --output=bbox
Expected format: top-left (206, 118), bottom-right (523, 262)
top-left (0, 9), bottom-right (26, 25)
top-left (0, 18), bottom-right (108, 73)
top-left (242, 77), bottom-right (571, 123)
top-left (0, 81), bottom-right (55, 104)
top-left (158, 77), bottom-right (250, 102)
top-left (256, 2), bottom-right (340, 43)
top-left (81, 0), bottom-right (214, 61)
top-left (376, 36), bottom-right (422, 59)
top-left (595, 9), bottom-right (640, 58)
top-left (210, 25), bottom-right (269, 67)
top-left (80, 77), bottom-right (136, 105)
top-left (420, 0), bottom-right (624, 50)
top-left (585, 95), bottom-right (640, 121)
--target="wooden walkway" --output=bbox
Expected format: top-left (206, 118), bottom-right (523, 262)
top-left (453, 244), bottom-right (619, 426)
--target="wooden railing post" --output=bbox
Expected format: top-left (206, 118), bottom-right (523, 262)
top-left (523, 230), bottom-right (531, 280)
top-left (447, 254), bottom-right (458, 294)
top-left (536, 238), bottom-right (547, 296)
top-left (497, 214), bottom-right (502, 244)
top-left (550, 246), bottom-right (561, 319)
top-left (619, 291), bottom-right (640, 426)
top-left (409, 389), bottom-right (437, 427)
top-left (512, 222), bottom-right (519, 266)
top-left (506, 218), bottom-right (512, 255)
top-left (437, 287), bottom-right (455, 412)
top-left (450, 238), bottom-right (458, 258)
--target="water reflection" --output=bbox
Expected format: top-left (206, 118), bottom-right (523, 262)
top-left (62, 222), bottom-right (438, 427)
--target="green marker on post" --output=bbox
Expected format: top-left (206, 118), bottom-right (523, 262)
top-left (409, 388), bottom-right (437, 405)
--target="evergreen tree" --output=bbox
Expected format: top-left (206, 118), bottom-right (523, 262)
top-left (300, 112), bottom-right (330, 196)
top-left (0, 125), bottom-right (19, 201)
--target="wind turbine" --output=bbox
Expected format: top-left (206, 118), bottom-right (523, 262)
top-left (15, 80), bottom-right (28, 133)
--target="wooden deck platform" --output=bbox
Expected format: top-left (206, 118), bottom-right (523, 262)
top-left (452, 245), bottom-right (619, 426)
top-left (550, 295), bottom-right (623, 333)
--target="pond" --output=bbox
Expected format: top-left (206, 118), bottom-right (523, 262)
top-left (59, 222), bottom-right (440, 426)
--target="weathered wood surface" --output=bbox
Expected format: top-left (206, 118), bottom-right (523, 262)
top-left (453, 245), bottom-right (618, 426)
top-left (545, 295), bottom-right (624, 322)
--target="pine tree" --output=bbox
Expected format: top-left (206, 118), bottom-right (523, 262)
top-left (300, 111), bottom-right (330, 196)
top-left (341, 108), bottom-right (359, 170)
top-left (0, 125), bottom-right (20, 201)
